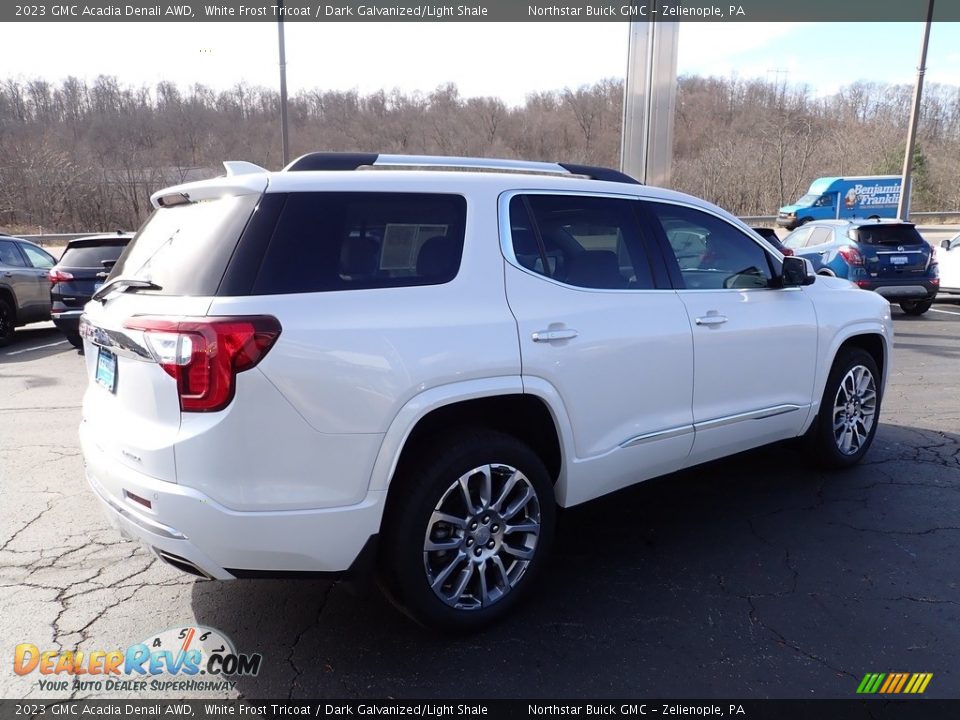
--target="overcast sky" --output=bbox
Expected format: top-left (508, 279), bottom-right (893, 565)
top-left (3, 22), bottom-right (959, 104)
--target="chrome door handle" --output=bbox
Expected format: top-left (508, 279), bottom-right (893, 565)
top-left (695, 315), bottom-right (728, 326)
top-left (532, 329), bottom-right (578, 342)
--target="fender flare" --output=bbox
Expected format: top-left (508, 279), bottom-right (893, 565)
top-left (367, 375), bottom-right (576, 496)
top-left (806, 321), bottom-right (891, 430)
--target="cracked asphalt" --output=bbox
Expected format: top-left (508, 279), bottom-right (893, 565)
top-left (2, 305), bottom-right (959, 701)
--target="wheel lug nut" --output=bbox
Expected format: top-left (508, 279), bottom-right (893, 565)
top-left (470, 521), bottom-right (478, 530)
top-left (491, 524), bottom-right (499, 532)
top-left (466, 538), bottom-right (473, 547)
top-left (474, 548), bottom-right (482, 557)
top-left (482, 516), bottom-right (490, 524)
top-left (487, 540), bottom-right (495, 549)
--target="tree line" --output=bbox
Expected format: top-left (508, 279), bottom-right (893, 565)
top-left (1, 74), bottom-right (958, 233)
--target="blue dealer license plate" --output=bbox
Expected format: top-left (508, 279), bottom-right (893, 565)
top-left (95, 348), bottom-right (117, 393)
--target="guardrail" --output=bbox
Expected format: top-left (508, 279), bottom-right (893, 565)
top-left (17, 212), bottom-right (960, 247)
top-left (742, 211), bottom-right (960, 225)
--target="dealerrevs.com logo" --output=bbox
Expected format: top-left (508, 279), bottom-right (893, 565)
top-left (14, 625), bottom-right (261, 693)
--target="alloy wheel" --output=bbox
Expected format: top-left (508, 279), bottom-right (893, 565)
top-left (832, 364), bottom-right (877, 455)
top-left (423, 463), bottom-right (541, 610)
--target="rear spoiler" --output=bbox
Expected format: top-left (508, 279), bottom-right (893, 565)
top-left (150, 162), bottom-right (269, 209)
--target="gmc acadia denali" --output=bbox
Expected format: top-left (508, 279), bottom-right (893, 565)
top-left (79, 153), bottom-right (892, 630)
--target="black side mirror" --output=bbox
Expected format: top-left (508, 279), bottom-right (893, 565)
top-left (941, 239), bottom-right (951, 250)
top-left (781, 255), bottom-right (816, 287)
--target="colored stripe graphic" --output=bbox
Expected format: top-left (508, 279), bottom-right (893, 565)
top-left (857, 672), bottom-right (932, 694)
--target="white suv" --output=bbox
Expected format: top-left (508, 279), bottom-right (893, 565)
top-left (79, 154), bottom-right (893, 630)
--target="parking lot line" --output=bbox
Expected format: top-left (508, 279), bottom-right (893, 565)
top-left (3, 340), bottom-right (68, 356)
top-left (929, 307), bottom-right (960, 316)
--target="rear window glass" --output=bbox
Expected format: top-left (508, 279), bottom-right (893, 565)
top-left (60, 243), bottom-right (129, 268)
top-left (852, 225), bottom-right (926, 246)
top-left (251, 192), bottom-right (467, 295)
top-left (109, 195), bottom-right (258, 296)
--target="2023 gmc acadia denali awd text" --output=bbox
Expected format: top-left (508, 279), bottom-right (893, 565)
top-left (80, 153), bottom-right (893, 630)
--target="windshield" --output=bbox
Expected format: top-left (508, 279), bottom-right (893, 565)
top-left (793, 194), bottom-right (819, 206)
top-left (109, 194), bottom-right (258, 296)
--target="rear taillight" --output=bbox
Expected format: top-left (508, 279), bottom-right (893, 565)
top-left (123, 316), bottom-right (282, 412)
top-left (49, 269), bottom-right (74, 283)
top-left (837, 246), bottom-right (864, 266)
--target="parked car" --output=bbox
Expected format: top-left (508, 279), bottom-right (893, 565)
top-left (751, 227), bottom-right (793, 256)
top-left (49, 233), bottom-right (133, 348)
top-left (936, 232), bottom-right (960, 299)
top-left (0, 234), bottom-right (56, 345)
top-left (79, 154), bottom-right (892, 630)
top-left (782, 219), bottom-right (938, 315)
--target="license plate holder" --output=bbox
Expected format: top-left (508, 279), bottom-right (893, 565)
top-left (95, 348), bottom-right (117, 393)
top-left (890, 255), bottom-right (909, 265)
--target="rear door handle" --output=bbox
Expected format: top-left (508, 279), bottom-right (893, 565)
top-left (694, 315), bottom-right (728, 326)
top-left (532, 329), bottom-right (578, 342)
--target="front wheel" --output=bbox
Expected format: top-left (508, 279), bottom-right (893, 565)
top-left (899, 299), bottom-right (933, 316)
top-left (0, 298), bottom-right (15, 347)
top-left (379, 430), bottom-right (555, 631)
top-left (807, 348), bottom-right (881, 469)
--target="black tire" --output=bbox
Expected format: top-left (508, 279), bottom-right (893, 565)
top-left (65, 332), bottom-right (83, 349)
top-left (899, 300), bottom-right (933, 316)
top-left (379, 429), bottom-right (555, 632)
top-left (0, 298), bottom-right (15, 347)
top-left (807, 347), bottom-right (881, 469)
top-left (799, 216), bottom-right (814, 226)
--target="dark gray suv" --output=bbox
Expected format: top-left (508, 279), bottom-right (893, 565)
top-left (0, 234), bottom-right (57, 345)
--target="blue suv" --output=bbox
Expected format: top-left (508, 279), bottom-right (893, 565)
top-left (782, 219), bottom-right (939, 315)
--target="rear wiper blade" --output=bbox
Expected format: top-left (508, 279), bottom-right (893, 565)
top-left (93, 277), bottom-right (162, 302)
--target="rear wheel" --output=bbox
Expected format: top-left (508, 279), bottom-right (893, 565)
top-left (807, 348), bottom-right (881, 469)
top-left (899, 299), bottom-right (933, 316)
top-left (0, 298), bottom-right (15, 347)
top-left (379, 430), bottom-right (555, 632)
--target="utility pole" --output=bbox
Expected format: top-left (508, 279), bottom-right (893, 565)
top-left (898, 0), bottom-right (935, 220)
top-left (277, 0), bottom-right (290, 167)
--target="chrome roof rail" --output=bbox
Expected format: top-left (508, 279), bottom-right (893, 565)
top-left (283, 152), bottom-right (640, 184)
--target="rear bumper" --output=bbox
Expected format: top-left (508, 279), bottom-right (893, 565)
top-left (80, 421), bottom-right (386, 579)
top-left (861, 280), bottom-right (938, 301)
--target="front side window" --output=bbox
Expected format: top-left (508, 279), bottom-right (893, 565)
top-left (647, 202), bottom-right (773, 290)
top-left (508, 194), bottom-right (654, 290)
top-left (253, 192), bottom-right (466, 295)
top-left (782, 227), bottom-right (813, 250)
top-left (0, 240), bottom-right (26, 268)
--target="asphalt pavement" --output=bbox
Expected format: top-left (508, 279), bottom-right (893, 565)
top-left (1, 304), bottom-right (959, 700)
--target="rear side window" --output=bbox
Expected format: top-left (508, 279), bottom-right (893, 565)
top-left (20, 243), bottom-right (55, 268)
top-left (852, 224), bottom-right (926, 246)
top-left (251, 193), bottom-right (466, 295)
top-left (60, 243), bottom-right (128, 268)
top-left (806, 227), bottom-right (833, 247)
top-left (508, 194), bottom-right (654, 290)
top-left (109, 194), bottom-right (259, 296)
